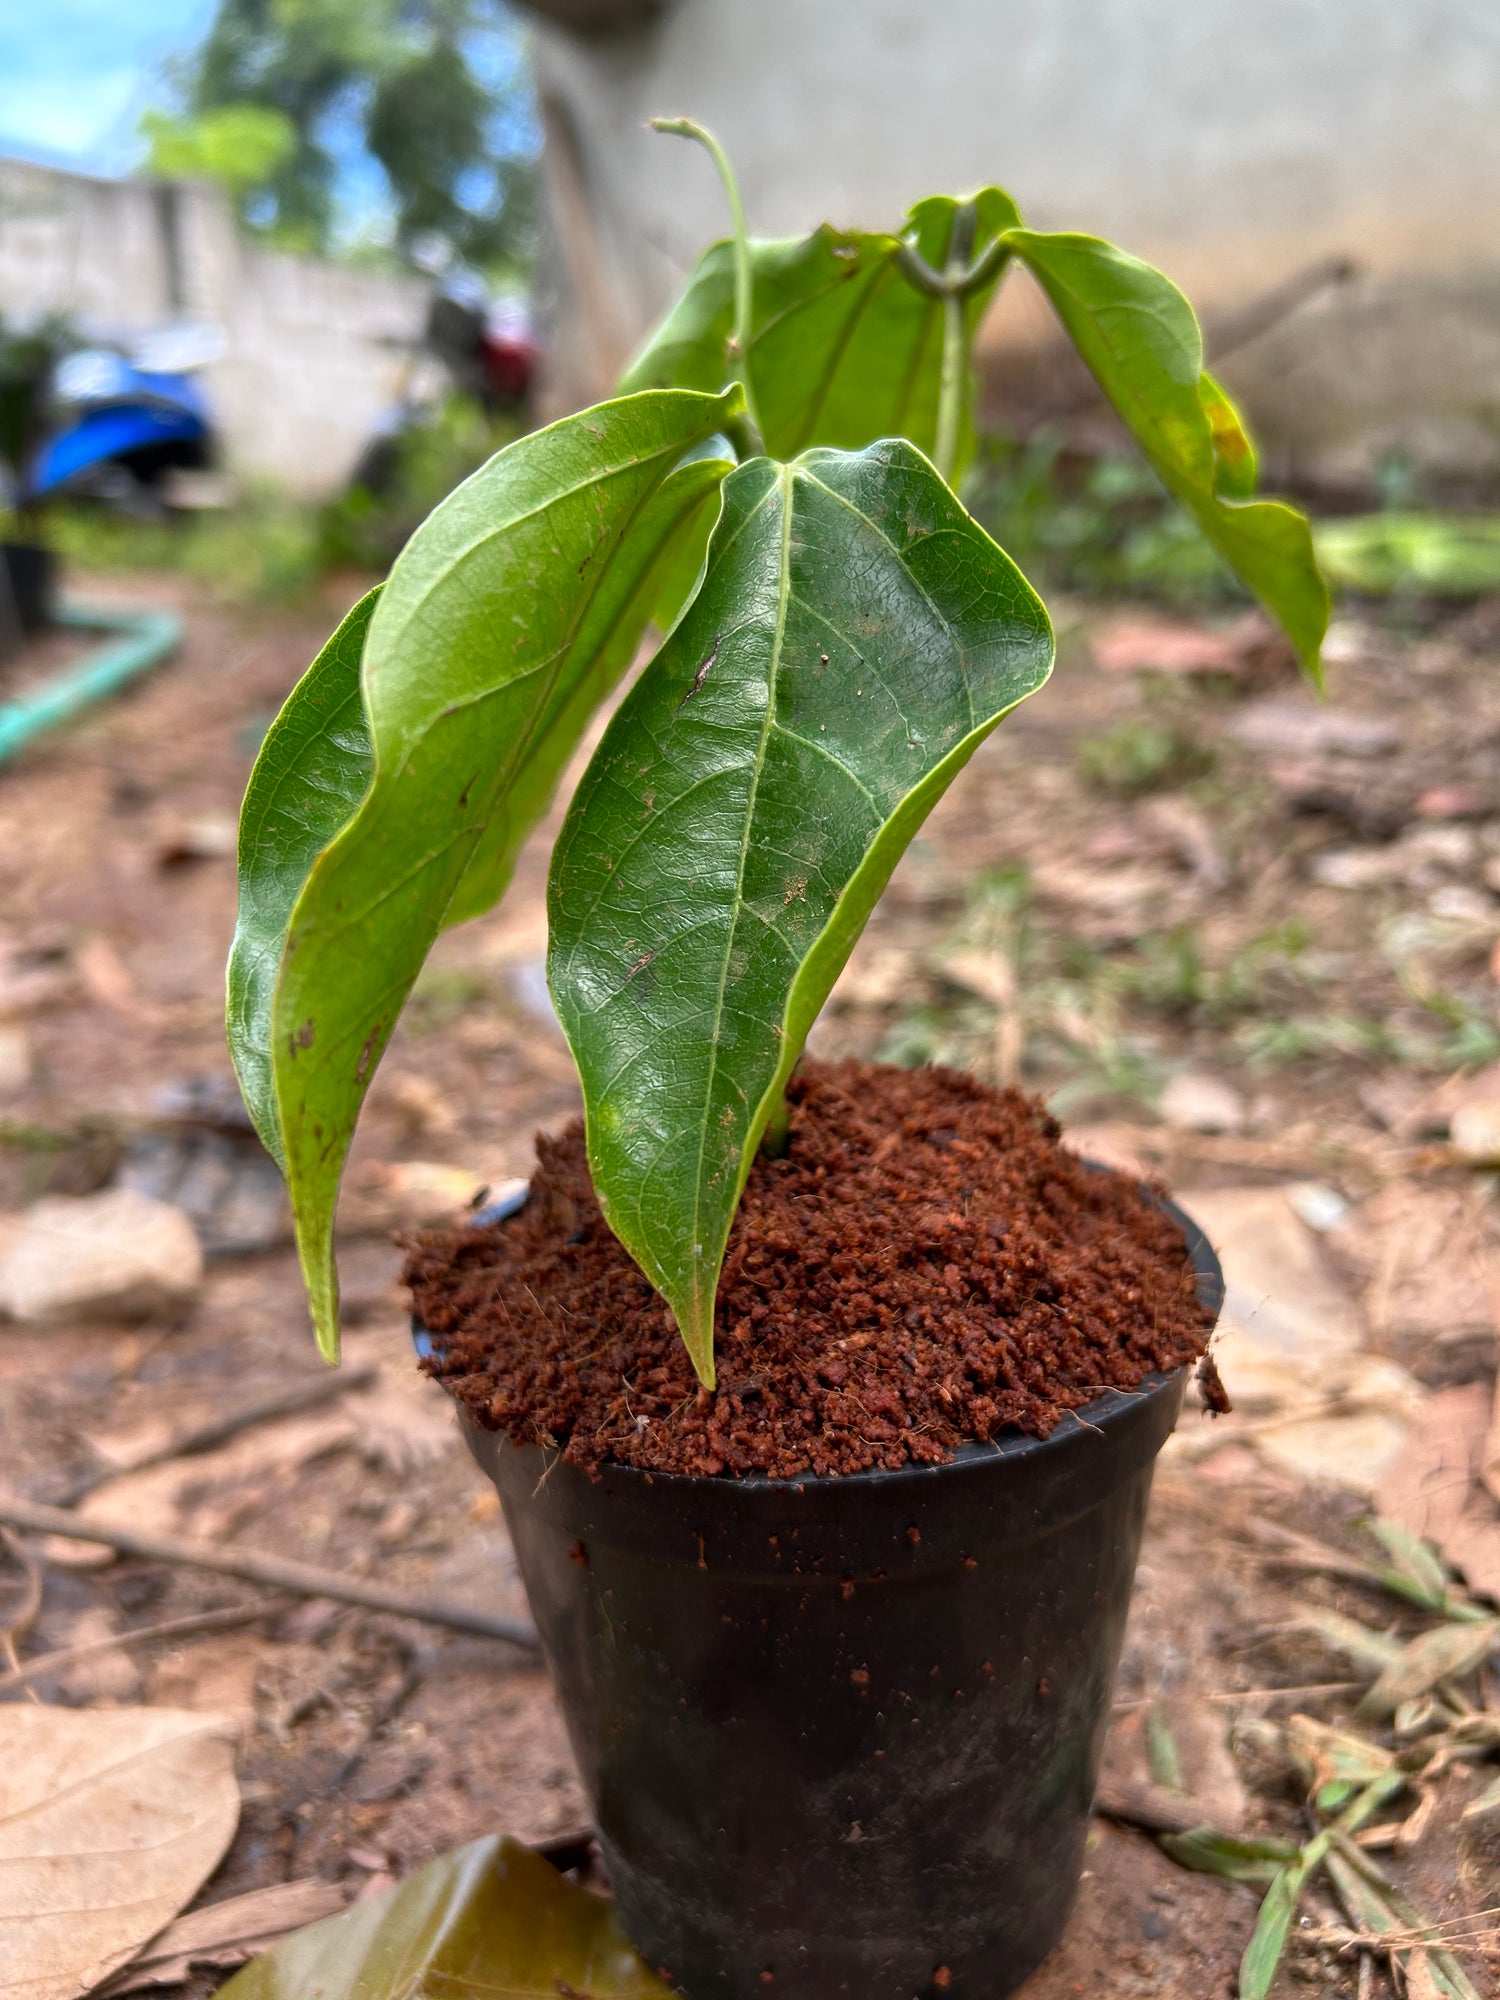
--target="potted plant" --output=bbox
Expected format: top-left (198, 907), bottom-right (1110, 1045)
top-left (229, 124), bottom-right (1323, 1999)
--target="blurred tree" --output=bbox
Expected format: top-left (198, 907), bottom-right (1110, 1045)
top-left (143, 0), bottom-right (536, 274)
top-left (140, 104), bottom-right (298, 202)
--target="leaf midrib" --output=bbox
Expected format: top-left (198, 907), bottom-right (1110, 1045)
top-left (687, 461), bottom-right (795, 1319)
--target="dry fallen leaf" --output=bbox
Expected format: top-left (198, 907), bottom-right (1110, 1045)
top-left (0, 1704), bottom-right (240, 2000)
top-left (97, 1880), bottom-right (346, 1994)
top-left (1379, 1384), bottom-right (1500, 1604)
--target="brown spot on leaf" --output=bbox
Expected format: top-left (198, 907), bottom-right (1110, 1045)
top-left (355, 1027), bottom-right (381, 1085)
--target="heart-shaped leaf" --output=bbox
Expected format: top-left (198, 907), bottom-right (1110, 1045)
top-left (549, 439), bottom-right (1053, 1381)
top-left (234, 387), bottom-right (739, 1357)
top-left (620, 190), bottom-right (1021, 476)
top-left (1002, 230), bottom-right (1328, 676)
top-left (216, 1835), bottom-right (671, 1999)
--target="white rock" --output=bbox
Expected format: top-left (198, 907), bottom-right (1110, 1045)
top-left (0, 1187), bottom-right (202, 1324)
top-left (0, 1025), bottom-right (30, 1096)
top-left (1159, 1070), bottom-right (1245, 1134)
top-left (1452, 1100), bottom-right (1500, 1164)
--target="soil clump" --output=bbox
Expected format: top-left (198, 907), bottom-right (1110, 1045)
top-left (405, 1059), bottom-right (1212, 1478)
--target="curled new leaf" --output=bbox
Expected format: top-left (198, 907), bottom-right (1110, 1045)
top-left (246, 387), bottom-right (740, 1357)
top-left (620, 189), bottom-right (1021, 476)
top-left (549, 439), bottom-right (1054, 1382)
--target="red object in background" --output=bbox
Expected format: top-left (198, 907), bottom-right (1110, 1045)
top-left (480, 325), bottom-right (537, 405)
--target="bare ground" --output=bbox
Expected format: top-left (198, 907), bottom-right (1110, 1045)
top-left (2, 570), bottom-right (1499, 1996)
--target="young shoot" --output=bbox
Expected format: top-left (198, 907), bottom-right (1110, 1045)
top-left (229, 125), bottom-right (1327, 1385)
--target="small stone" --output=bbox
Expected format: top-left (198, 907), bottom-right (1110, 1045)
top-left (0, 1186), bottom-right (202, 1323)
top-left (1452, 1100), bottom-right (1500, 1165)
top-left (1159, 1071), bottom-right (1245, 1134)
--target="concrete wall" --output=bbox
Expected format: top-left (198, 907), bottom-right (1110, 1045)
top-left (530, 0), bottom-right (1500, 490)
top-left (0, 156), bottom-right (428, 497)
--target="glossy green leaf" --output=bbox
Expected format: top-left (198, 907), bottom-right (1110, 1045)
top-left (549, 439), bottom-right (1053, 1382)
top-left (1002, 230), bottom-right (1328, 677)
top-left (255, 386), bottom-right (740, 1358)
top-left (1161, 1826), bottom-right (1302, 1887)
top-left (227, 588), bottom-right (379, 1167)
top-left (216, 1835), bottom-right (672, 1999)
top-left (620, 189), bottom-right (1021, 476)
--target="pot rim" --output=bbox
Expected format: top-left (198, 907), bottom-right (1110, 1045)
top-left (418, 1174), bottom-right (1222, 1498)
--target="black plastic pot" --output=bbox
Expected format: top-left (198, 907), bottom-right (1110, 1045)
top-left (455, 1193), bottom-right (1222, 2000)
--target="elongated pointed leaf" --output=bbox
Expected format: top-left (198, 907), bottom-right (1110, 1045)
top-left (216, 1835), bottom-right (671, 1999)
top-left (256, 387), bottom-right (740, 1357)
top-left (549, 439), bottom-right (1053, 1382)
top-left (620, 189), bottom-right (1021, 475)
top-left (1240, 1858), bottom-right (1314, 2000)
top-left (1161, 1827), bottom-right (1301, 1887)
top-left (1002, 230), bottom-right (1328, 677)
top-left (227, 589), bottom-right (379, 1166)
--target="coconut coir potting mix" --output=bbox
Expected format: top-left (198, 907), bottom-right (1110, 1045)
top-left (407, 1059), bottom-right (1212, 1478)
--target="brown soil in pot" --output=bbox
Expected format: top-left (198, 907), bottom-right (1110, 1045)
top-left (404, 1059), bottom-right (1212, 1479)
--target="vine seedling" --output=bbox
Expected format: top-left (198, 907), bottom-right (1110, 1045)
top-left (229, 122), bottom-right (1326, 1387)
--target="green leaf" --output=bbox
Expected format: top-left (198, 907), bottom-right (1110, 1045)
top-left (1146, 1700), bottom-right (1185, 1791)
top-left (1002, 230), bottom-right (1328, 678)
top-left (1161, 1826), bottom-right (1302, 1887)
top-left (227, 588), bottom-right (379, 1167)
top-left (255, 386), bottom-right (740, 1358)
top-left (216, 1834), bottom-right (672, 1999)
top-left (549, 439), bottom-right (1053, 1382)
top-left (1367, 1519), bottom-right (1452, 1608)
top-left (1239, 1861), bottom-right (1309, 2000)
top-left (1200, 371), bottom-right (1258, 499)
top-left (620, 189), bottom-right (1021, 476)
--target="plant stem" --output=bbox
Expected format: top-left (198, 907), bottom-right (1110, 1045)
top-left (650, 118), bottom-right (765, 455)
top-left (932, 200), bottom-right (979, 487)
top-left (760, 1084), bottom-right (791, 1159)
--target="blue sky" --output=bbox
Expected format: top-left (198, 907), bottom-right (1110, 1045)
top-left (0, 0), bottom-right (215, 174)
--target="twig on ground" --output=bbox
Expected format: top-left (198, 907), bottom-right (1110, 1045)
top-left (0, 1526), bottom-right (44, 1700)
top-left (1207, 1681), bottom-right (1368, 1708)
top-left (1094, 1772), bottom-right (1227, 1836)
top-left (52, 1366), bottom-right (380, 1506)
top-left (0, 1598), bottom-right (291, 1692)
top-left (0, 1492), bottom-right (539, 1649)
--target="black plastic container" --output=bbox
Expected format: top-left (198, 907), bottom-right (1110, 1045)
top-left (459, 1195), bottom-right (1222, 2000)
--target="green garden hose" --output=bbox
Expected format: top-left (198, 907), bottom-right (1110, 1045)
top-left (0, 602), bottom-right (182, 764)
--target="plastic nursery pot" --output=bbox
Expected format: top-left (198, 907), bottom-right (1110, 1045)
top-left (444, 1192), bottom-right (1222, 2000)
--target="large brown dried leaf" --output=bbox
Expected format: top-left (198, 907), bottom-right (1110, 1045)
top-left (97, 1880), bottom-right (347, 1993)
top-left (217, 1835), bottom-right (670, 1999)
top-left (0, 1704), bottom-right (240, 2000)
top-left (1379, 1384), bottom-right (1500, 1604)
